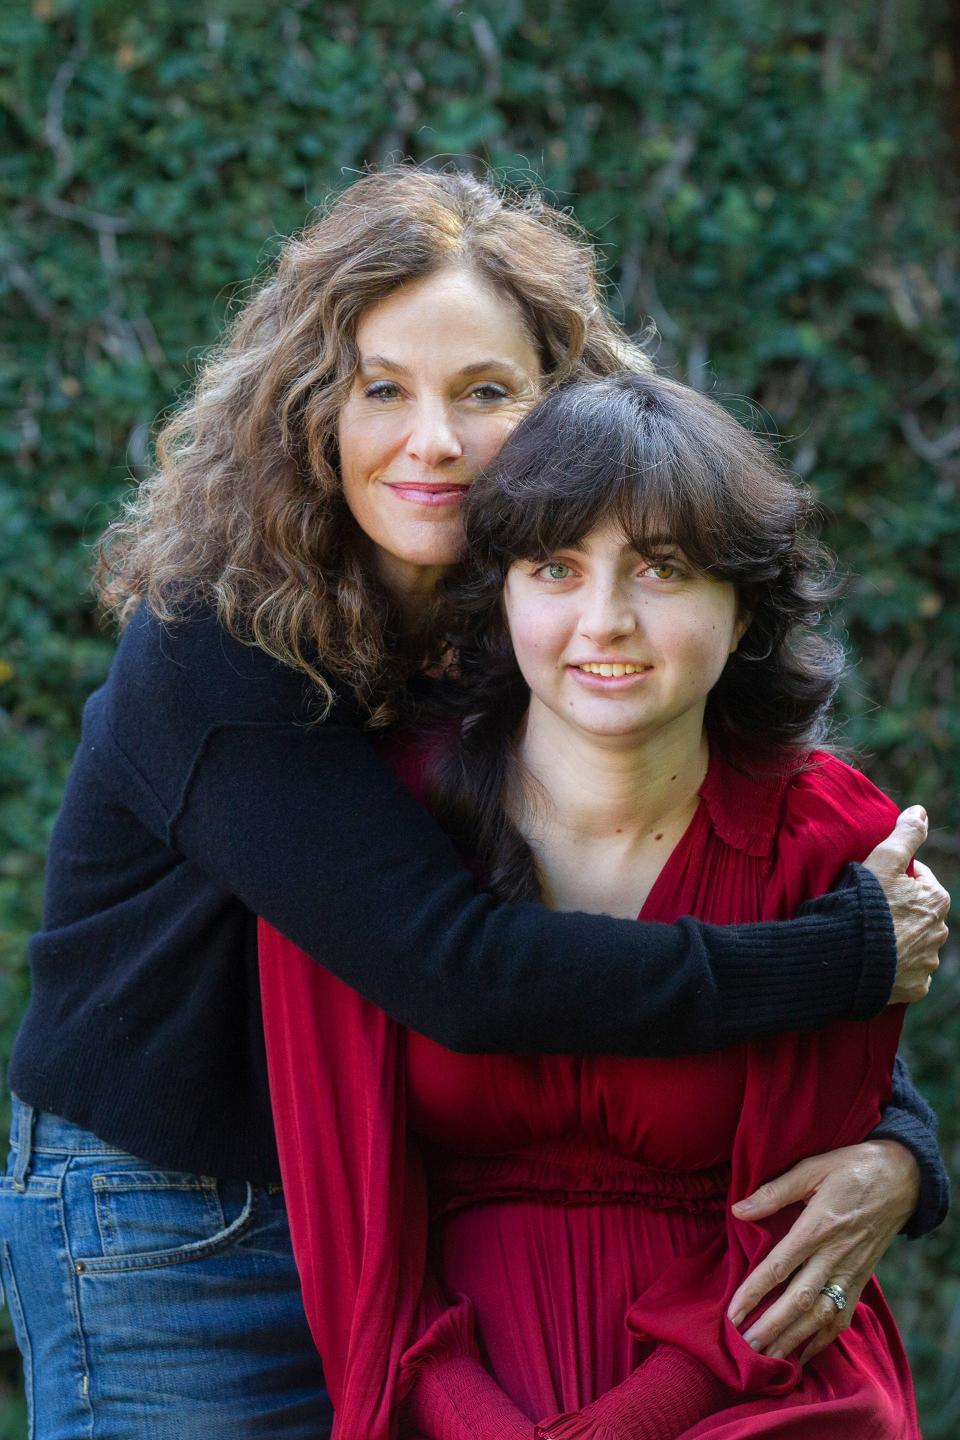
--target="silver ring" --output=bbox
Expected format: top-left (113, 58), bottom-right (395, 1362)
top-left (820, 1283), bottom-right (847, 1312)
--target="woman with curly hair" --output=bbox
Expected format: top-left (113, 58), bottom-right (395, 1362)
top-left (261, 371), bottom-right (926, 1437)
top-left (0, 168), bottom-right (946, 1438)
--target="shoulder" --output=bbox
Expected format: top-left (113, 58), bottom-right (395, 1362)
top-left (776, 751), bottom-right (899, 892)
top-left (94, 603), bottom-right (364, 793)
top-left (108, 602), bottom-right (358, 730)
top-left (784, 751), bottom-right (899, 849)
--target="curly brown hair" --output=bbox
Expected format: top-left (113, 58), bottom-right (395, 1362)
top-left (97, 163), bottom-right (652, 724)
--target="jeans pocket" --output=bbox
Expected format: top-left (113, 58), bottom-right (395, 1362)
top-left (74, 1172), bottom-right (255, 1273)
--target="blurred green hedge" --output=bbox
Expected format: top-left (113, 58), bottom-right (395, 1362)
top-left (1, 1), bottom-right (957, 1433)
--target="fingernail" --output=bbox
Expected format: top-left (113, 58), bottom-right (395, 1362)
top-left (743, 1326), bottom-right (760, 1347)
top-left (732, 1198), bottom-right (755, 1214)
top-left (728, 1309), bottom-right (745, 1328)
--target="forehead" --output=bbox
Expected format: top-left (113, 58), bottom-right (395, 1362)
top-left (355, 267), bottom-right (539, 367)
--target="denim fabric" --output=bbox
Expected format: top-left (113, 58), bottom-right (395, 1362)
top-left (0, 1098), bottom-right (333, 1439)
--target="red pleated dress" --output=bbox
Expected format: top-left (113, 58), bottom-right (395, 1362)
top-left (259, 745), bottom-right (919, 1439)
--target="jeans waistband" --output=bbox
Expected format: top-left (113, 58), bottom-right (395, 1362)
top-left (9, 1095), bottom-right (134, 1164)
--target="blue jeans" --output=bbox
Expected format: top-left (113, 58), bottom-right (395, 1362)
top-left (0, 1097), bottom-right (333, 1439)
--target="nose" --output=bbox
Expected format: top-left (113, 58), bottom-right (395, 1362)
top-left (405, 398), bottom-right (463, 467)
top-left (577, 579), bottom-right (638, 647)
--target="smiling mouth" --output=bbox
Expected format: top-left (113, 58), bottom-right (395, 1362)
top-left (385, 482), bottom-right (470, 507)
top-left (573, 662), bottom-right (652, 677)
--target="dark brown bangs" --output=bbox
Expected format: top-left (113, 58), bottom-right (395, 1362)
top-left (493, 450), bottom-right (699, 569)
top-left (467, 372), bottom-right (798, 583)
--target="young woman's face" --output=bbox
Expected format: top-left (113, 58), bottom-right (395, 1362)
top-left (338, 267), bottom-right (542, 604)
top-left (503, 518), bottom-right (749, 747)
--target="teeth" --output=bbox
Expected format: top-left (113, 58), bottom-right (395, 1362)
top-left (579, 663), bottom-right (644, 676)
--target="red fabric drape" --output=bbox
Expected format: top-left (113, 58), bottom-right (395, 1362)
top-left (259, 748), bottom-right (918, 1439)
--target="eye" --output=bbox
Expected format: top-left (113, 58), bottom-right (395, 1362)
top-left (467, 383), bottom-right (510, 403)
top-left (363, 380), bottom-right (402, 401)
top-left (536, 560), bottom-right (575, 582)
top-left (642, 558), bottom-right (683, 580)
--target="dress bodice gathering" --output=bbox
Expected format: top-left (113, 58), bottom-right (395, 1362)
top-left (407, 1039), bottom-right (746, 1175)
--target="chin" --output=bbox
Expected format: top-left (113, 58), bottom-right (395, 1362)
top-left (569, 716), bottom-right (653, 741)
top-left (396, 533), bottom-right (463, 569)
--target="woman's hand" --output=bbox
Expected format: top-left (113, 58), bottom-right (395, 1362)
top-left (861, 807), bottom-right (950, 1003)
top-left (726, 1139), bottom-right (920, 1362)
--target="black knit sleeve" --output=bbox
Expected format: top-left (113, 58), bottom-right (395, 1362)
top-left (870, 1055), bottom-right (949, 1237)
top-left (101, 606), bottom-right (897, 1058)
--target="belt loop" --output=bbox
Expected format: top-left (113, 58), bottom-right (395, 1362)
top-left (11, 1102), bottom-right (35, 1191)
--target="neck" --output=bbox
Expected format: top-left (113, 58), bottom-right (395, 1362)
top-left (376, 554), bottom-right (446, 621)
top-left (514, 699), bottom-right (709, 843)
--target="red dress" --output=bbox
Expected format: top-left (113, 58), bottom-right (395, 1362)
top-left (259, 747), bottom-right (919, 1439)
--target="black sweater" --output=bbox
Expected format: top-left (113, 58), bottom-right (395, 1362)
top-left (9, 605), bottom-right (947, 1233)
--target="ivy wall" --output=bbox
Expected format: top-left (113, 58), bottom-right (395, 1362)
top-left (1, 1), bottom-right (957, 1433)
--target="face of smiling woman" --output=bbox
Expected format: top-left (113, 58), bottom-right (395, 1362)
top-left (338, 267), bottom-right (542, 608)
top-left (503, 518), bottom-right (749, 751)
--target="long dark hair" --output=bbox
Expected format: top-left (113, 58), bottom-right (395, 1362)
top-left (430, 370), bottom-right (845, 901)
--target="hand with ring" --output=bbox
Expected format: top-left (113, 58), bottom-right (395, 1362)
top-left (726, 1138), bottom-right (920, 1362)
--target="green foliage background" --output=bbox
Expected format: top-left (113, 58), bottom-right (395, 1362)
top-left (1, 0), bottom-right (958, 1432)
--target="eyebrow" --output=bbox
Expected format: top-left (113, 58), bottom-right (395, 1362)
top-left (551, 534), bottom-right (679, 553)
top-left (358, 354), bottom-right (529, 382)
top-left (528, 537), bottom-right (682, 564)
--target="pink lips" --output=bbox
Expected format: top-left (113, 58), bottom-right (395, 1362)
top-left (385, 482), bottom-right (470, 508)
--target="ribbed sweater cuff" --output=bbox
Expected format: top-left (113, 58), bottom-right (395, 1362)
top-left (404, 1354), bottom-right (533, 1440)
top-left (707, 863), bottom-right (894, 1048)
top-left (535, 1346), bottom-right (733, 1440)
top-left (870, 1109), bottom-right (951, 1238)
top-left (845, 864), bottom-right (898, 1018)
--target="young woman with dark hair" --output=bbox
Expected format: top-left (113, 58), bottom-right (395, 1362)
top-left (0, 169), bottom-right (946, 1438)
top-left (261, 371), bottom-right (932, 1437)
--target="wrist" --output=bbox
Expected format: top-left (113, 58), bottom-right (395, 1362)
top-left (861, 1139), bottom-right (920, 1227)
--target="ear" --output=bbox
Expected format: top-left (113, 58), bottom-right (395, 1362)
top-left (730, 603), bottom-right (752, 654)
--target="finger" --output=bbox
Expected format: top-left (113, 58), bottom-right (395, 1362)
top-left (727, 1226), bottom-right (819, 1327)
top-left (863, 807), bottom-right (928, 877)
top-left (766, 1284), bottom-right (855, 1361)
top-left (738, 1246), bottom-right (849, 1353)
top-left (799, 1322), bottom-right (843, 1365)
top-left (745, 1265), bottom-right (857, 1358)
top-left (912, 860), bottom-right (952, 918)
top-left (731, 1159), bottom-right (818, 1221)
top-left (741, 1273), bottom-right (830, 1354)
